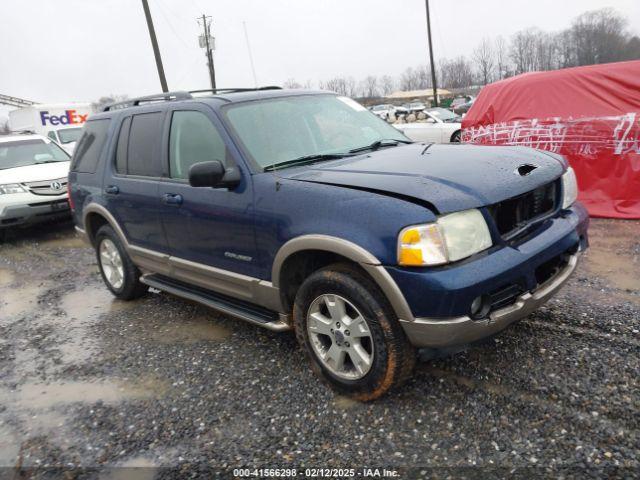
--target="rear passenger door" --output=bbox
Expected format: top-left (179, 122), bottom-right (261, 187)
top-left (157, 105), bottom-right (259, 278)
top-left (104, 109), bottom-right (166, 253)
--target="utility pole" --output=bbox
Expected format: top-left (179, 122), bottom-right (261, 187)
top-left (198, 15), bottom-right (216, 89)
top-left (425, 0), bottom-right (438, 106)
top-left (141, 0), bottom-right (168, 92)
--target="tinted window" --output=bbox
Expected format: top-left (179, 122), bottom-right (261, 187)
top-left (115, 117), bottom-right (131, 174)
top-left (169, 111), bottom-right (227, 179)
top-left (127, 112), bottom-right (163, 177)
top-left (71, 119), bottom-right (110, 173)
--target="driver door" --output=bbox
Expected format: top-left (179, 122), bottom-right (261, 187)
top-left (157, 105), bottom-right (259, 280)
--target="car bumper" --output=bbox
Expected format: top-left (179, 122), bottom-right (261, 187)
top-left (390, 203), bottom-right (589, 348)
top-left (0, 198), bottom-right (70, 228)
top-left (399, 252), bottom-right (579, 348)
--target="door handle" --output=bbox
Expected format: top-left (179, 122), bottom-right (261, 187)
top-left (162, 193), bottom-right (183, 206)
top-left (105, 185), bottom-right (119, 195)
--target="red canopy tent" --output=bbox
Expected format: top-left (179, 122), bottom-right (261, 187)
top-left (462, 60), bottom-right (640, 219)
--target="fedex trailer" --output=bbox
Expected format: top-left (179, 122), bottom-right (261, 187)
top-left (9, 103), bottom-right (93, 154)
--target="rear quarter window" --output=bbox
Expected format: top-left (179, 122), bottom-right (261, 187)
top-left (71, 119), bottom-right (111, 173)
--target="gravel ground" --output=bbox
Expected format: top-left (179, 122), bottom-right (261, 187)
top-left (0, 218), bottom-right (638, 478)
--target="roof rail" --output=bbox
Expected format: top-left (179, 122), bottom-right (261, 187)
top-left (102, 86), bottom-right (284, 112)
top-left (189, 86), bottom-right (282, 95)
top-left (103, 91), bottom-right (192, 112)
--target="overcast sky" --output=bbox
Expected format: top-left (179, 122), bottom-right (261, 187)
top-left (1, 0), bottom-right (639, 118)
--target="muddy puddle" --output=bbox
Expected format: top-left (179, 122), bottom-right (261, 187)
top-left (151, 315), bottom-right (232, 344)
top-left (61, 286), bottom-right (137, 320)
top-left (14, 379), bottom-right (165, 409)
top-left (0, 283), bottom-right (46, 320)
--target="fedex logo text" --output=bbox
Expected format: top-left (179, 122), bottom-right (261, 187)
top-left (40, 110), bottom-right (88, 126)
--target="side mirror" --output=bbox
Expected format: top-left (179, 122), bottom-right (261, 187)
top-left (188, 161), bottom-right (240, 188)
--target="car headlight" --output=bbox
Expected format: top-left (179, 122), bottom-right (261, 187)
top-left (0, 183), bottom-right (27, 195)
top-left (398, 209), bottom-right (492, 266)
top-left (561, 166), bottom-right (578, 209)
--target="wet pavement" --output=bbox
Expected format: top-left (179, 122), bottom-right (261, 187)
top-left (0, 219), bottom-right (638, 477)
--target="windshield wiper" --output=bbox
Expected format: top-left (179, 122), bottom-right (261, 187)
top-left (348, 138), bottom-right (413, 154)
top-left (263, 153), bottom-right (353, 172)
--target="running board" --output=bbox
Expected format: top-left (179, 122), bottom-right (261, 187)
top-left (140, 274), bottom-right (291, 332)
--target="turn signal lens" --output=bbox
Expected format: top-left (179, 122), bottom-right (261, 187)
top-left (397, 209), bottom-right (492, 266)
top-left (398, 223), bottom-right (447, 266)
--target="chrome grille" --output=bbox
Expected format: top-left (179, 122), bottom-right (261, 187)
top-left (22, 177), bottom-right (68, 196)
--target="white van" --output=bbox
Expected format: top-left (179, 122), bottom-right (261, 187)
top-left (8, 103), bottom-right (93, 154)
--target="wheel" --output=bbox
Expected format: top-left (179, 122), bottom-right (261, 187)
top-left (293, 264), bottom-right (415, 401)
top-left (95, 225), bottom-right (147, 300)
top-left (451, 131), bottom-right (461, 143)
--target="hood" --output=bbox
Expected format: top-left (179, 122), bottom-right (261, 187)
top-left (280, 144), bottom-right (564, 214)
top-left (0, 161), bottom-right (70, 184)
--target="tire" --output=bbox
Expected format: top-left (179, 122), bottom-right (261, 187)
top-left (293, 263), bottom-right (415, 401)
top-left (451, 130), bottom-right (461, 143)
top-left (95, 225), bottom-right (147, 300)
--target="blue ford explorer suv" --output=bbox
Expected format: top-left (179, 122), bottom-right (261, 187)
top-left (69, 88), bottom-right (588, 400)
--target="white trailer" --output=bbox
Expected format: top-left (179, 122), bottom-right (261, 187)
top-left (9, 103), bottom-right (93, 154)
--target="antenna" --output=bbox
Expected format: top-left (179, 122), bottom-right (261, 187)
top-left (243, 21), bottom-right (258, 88)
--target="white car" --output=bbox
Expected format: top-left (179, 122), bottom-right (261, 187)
top-left (0, 133), bottom-right (71, 237)
top-left (370, 104), bottom-right (407, 120)
top-left (393, 107), bottom-right (462, 143)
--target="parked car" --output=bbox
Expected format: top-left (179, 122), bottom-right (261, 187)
top-left (453, 98), bottom-right (475, 116)
top-left (369, 104), bottom-right (399, 120)
top-left (450, 95), bottom-right (474, 111)
top-left (394, 107), bottom-right (462, 143)
top-left (402, 101), bottom-right (427, 114)
top-left (70, 88), bottom-right (588, 400)
top-left (0, 132), bottom-right (71, 239)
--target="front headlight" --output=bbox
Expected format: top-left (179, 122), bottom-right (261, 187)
top-left (0, 183), bottom-right (27, 195)
top-left (398, 209), bottom-right (492, 266)
top-left (561, 166), bottom-right (578, 209)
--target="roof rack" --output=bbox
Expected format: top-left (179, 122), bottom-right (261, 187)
top-left (189, 86), bottom-right (282, 95)
top-left (103, 91), bottom-right (192, 112)
top-left (102, 86), bottom-right (283, 112)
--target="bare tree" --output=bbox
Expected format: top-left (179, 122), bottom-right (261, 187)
top-left (571, 8), bottom-right (629, 65)
top-left (380, 75), bottom-right (395, 96)
top-left (283, 78), bottom-right (302, 89)
top-left (439, 57), bottom-right (474, 89)
top-left (0, 119), bottom-right (10, 134)
top-left (415, 65), bottom-right (433, 89)
top-left (399, 67), bottom-right (421, 91)
top-left (320, 77), bottom-right (357, 97)
top-left (360, 75), bottom-right (379, 98)
top-left (494, 36), bottom-right (509, 79)
top-left (473, 38), bottom-right (495, 85)
top-left (510, 28), bottom-right (544, 74)
top-left (92, 94), bottom-right (129, 112)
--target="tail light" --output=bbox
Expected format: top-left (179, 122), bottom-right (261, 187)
top-left (67, 177), bottom-right (75, 211)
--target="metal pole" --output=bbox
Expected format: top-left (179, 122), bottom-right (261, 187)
top-left (141, 0), bottom-right (168, 92)
top-left (425, 0), bottom-right (438, 106)
top-left (201, 15), bottom-right (216, 89)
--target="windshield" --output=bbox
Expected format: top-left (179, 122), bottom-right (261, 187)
top-left (426, 108), bottom-right (460, 122)
top-left (56, 127), bottom-right (84, 144)
top-left (0, 139), bottom-right (70, 170)
top-left (224, 95), bottom-right (408, 170)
